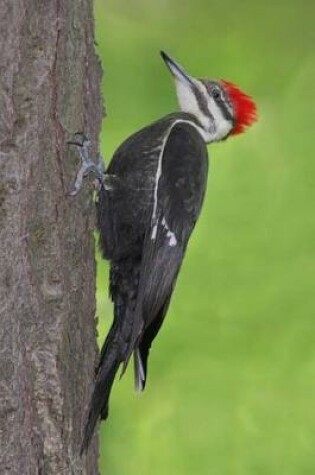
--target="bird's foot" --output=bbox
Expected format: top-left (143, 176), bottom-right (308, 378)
top-left (67, 133), bottom-right (105, 197)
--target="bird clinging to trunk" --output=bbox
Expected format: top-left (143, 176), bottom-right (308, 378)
top-left (70, 51), bottom-right (257, 451)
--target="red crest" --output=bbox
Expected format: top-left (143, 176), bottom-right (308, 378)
top-left (221, 80), bottom-right (258, 135)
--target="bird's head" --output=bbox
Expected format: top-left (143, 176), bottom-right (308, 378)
top-left (161, 51), bottom-right (257, 143)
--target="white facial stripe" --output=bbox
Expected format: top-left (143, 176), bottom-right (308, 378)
top-left (174, 79), bottom-right (210, 131)
top-left (173, 76), bottom-right (233, 143)
top-left (197, 81), bottom-right (233, 142)
top-left (207, 96), bottom-right (233, 141)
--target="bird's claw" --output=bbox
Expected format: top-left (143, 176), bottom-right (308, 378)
top-left (67, 133), bottom-right (105, 197)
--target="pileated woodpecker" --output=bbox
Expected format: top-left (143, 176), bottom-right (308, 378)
top-left (70, 51), bottom-right (257, 451)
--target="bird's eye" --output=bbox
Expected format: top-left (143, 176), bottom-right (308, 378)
top-left (212, 88), bottom-right (221, 99)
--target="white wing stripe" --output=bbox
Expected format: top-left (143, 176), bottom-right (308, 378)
top-left (150, 119), bottom-right (204, 241)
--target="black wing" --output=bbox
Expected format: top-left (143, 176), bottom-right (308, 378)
top-left (125, 121), bottom-right (209, 387)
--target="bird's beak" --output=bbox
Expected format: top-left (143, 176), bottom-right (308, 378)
top-left (160, 51), bottom-right (195, 87)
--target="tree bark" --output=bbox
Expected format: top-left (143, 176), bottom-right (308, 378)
top-left (0, 1), bottom-right (103, 473)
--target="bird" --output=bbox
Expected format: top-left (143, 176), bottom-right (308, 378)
top-left (70, 50), bottom-right (257, 451)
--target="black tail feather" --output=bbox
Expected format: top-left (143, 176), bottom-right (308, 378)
top-left (134, 294), bottom-right (172, 391)
top-left (81, 326), bottom-right (120, 454)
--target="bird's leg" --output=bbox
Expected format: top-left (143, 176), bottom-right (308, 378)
top-left (67, 133), bottom-right (106, 196)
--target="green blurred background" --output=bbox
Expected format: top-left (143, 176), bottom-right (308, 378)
top-left (93, 0), bottom-right (315, 473)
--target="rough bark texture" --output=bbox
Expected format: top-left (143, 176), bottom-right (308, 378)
top-left (0, 1), bottom-right (103, 473)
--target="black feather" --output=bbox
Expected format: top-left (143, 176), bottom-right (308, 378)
top-left (82, 113), bottom-right (208, 450)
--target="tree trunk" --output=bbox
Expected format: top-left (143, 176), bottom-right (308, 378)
top-left (0, 1), bottom-right (103, 473)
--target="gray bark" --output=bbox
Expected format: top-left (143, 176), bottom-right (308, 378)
top-left (0, 1), bottom-right (103, 473)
